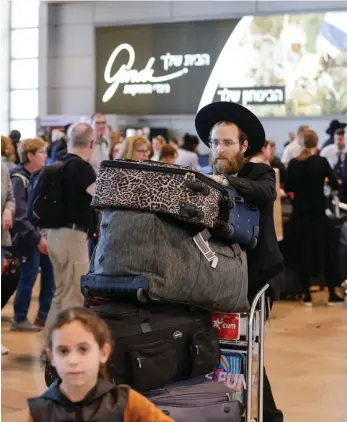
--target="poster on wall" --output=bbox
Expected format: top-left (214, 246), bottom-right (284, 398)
top-left (95, 11), bottom-right (347, 117)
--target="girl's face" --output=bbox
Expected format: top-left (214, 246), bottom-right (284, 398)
top-left (48, 321), bottom-right (110, 391)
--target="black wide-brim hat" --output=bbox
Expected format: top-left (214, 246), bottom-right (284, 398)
top-left (195, 102), bottom-right (265, 157)
top-left (326, 119), bottom-right (346, 135)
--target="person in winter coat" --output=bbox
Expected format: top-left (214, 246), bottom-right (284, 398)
top-left (10, 138), bottom-right (55, 332)
top-left (195, 101), bottom-right (283, 422)
top-left (26, 307), bottom-right (173, 422)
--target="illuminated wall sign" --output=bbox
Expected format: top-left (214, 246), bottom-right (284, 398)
top-left (95, 12), bottom-right (347, 116)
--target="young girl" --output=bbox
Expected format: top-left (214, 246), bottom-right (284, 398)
top-left (27, 307), bottom-right (173, 422)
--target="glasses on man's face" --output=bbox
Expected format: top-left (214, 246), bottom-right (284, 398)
top-left (209, 139), bottom-right (241, 149)
top-left (95, 121), bottom-right (106, 126)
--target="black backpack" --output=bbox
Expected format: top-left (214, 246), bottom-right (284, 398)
top-left (28, 159), bottom-right (71, 228)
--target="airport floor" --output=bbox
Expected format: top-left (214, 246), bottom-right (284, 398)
top-left (1, 285), bottom-right (346, 422)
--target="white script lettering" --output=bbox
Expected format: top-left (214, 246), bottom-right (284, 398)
top-left (103, 44), bottom-right (188, 102)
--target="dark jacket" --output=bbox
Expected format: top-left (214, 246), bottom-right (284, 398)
top-left (28, 379), bottom-right (128, 422)
top-left (10, 164), bottom-right (41, 255)
top-left (51, 137), bottom-right (68, 162)
top-left (226, 162), bottom-right (283, 300)
top-left (285, 155), bottom-right (339, 217)
top-left (27, 378), bottom-right (173, 422)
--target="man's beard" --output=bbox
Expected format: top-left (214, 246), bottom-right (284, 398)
top-left (211, 150), bottom-right (245, 175)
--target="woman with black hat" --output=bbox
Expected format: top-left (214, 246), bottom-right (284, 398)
top-left (196, 101), bottom-right (283, 422)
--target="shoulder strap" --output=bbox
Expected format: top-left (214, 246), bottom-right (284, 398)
top-left (11, 173), bottom-right (29, 189)
top-left (108, 385), bottom-right (129, 419)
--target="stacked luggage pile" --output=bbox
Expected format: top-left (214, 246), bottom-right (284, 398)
top-left (46, 159), bottom-right (265, 421)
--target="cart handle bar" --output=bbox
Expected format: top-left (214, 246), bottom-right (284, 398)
top-left (246, 283), bottom-right (269, 422)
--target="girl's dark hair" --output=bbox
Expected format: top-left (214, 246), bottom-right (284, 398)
top-left (46, 307), bottom-right (112, 380)
top-left (182, 133), bottom-right (199, 152)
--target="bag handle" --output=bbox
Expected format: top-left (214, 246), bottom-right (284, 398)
top-left (193, 229), bottom-right (219, 268)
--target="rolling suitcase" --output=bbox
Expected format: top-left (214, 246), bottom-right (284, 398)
top-left (145, 377), bottom-right (242, 422)
top-left (92, 159), bottom-right (226, 229)
top-left (92, 159), bottom-right (260, 248)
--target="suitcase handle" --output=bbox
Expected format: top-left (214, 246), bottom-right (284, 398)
top-left (179, 203), bottom-right (204, 220)
top-left (221, 196), bottom-right (245, 208)
top-left (234, 196), bottom-right (244, 204)
top-left (183, 181), bottom-right (210, 196)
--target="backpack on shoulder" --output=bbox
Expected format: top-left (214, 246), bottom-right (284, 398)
top-left (27, 160), bottom-right (70, 228)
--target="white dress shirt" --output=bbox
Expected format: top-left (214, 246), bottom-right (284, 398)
top-left (281, 139), bottom-right (303, 167)
top-left (89, 137), bottom-right (110, 174)
top-left (175, 148), bottom-right (199, 168)
top-left (320, 144), bottom-right (347, 169)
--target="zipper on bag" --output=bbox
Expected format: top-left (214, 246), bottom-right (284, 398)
top-left (100, 160), bottom-right (224, 192)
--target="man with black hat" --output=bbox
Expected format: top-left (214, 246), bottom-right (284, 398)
top-left (321, 119), bottom-right (346, 151)
top-left (195, 101), bottom-right (283, 422)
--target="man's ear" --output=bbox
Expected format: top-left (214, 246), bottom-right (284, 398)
top-left (241, 140), bottom-right (249, 154)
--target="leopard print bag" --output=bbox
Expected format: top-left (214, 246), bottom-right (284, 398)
top-left (91, 160), bottom-right (227, 229)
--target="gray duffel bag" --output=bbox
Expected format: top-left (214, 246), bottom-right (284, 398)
top-left (87, 209), bottom-right (249, 313)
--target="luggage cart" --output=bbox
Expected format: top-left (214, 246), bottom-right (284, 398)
top-left (215, 284), bottom-right (269, 422)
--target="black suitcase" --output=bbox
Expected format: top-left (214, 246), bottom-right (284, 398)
top-left (145, 377), bottom-right (243, 422)
top-left (45, 302), bottom-right (220, 393)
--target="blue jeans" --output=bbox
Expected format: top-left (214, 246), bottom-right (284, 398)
top-left (14, 249), bottom-right (55, 322)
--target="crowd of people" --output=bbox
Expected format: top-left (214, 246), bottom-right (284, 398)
top-left (1, 109), bottom-right (346, 422)
top-left (1, 115), bottom-right (346, 341)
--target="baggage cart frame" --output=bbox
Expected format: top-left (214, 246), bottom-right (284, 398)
top-left (217, 284), bottom-right (269, 422)
top-left (246, 283), bottom-right (269, 422)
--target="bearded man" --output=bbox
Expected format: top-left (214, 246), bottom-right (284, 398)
top-left (195, 102), bottom-right (283, 422)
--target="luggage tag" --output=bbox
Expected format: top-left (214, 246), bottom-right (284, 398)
top-left (211, 312), bottom-right (240, 341)
top-left (193, 229), bottom-right (218, 268)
